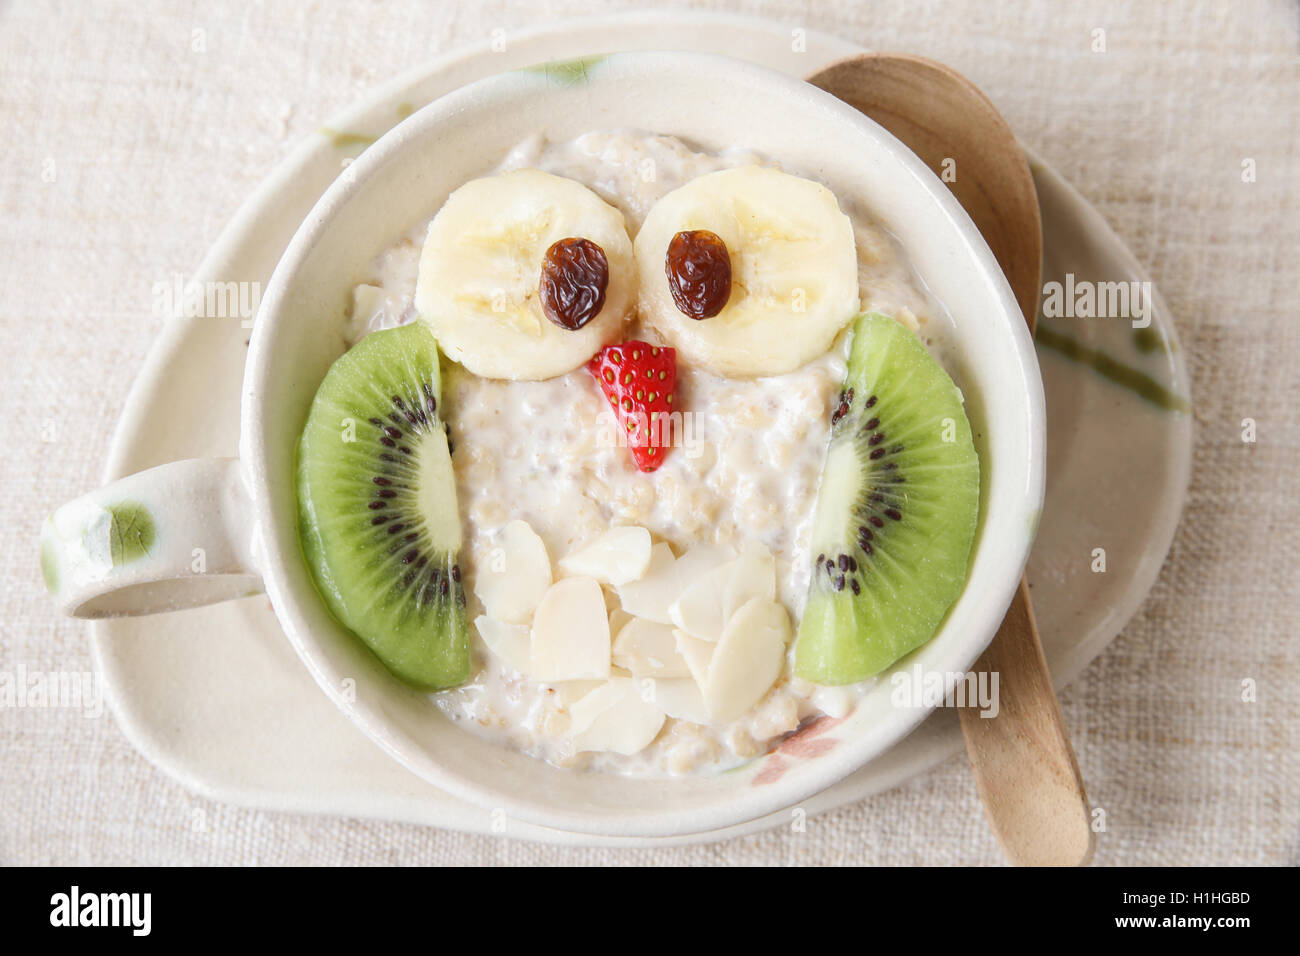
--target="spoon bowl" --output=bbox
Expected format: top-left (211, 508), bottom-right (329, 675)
top-left (811, 54), bottom-right (1042, 327)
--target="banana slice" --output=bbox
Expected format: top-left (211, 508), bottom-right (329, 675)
top-left (416, 169), bottom-right (636, 380)
top-left (634, 166), bottom-right (859, 377)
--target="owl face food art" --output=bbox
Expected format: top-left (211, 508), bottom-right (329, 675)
top-left (295, 130), bottom-right (979, 776)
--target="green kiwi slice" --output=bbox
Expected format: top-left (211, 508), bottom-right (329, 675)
top-left (296, 322), bottom-right (469, 690)
top-left (794, 312), bottom-right (980, 685)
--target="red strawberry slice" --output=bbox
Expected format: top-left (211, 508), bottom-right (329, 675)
top-left (587, 340), bottom-right (677, 472)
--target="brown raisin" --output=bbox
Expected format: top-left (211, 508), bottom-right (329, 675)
top-left (539, 237), bottom-right (609, 331)
top-left (665, 229), bottom-right (731, 320)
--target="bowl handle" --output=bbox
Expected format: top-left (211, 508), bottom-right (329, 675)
top-left (40, 458), bottom-right (264, 617)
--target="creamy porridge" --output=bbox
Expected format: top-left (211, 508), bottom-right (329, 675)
top-left (333, 130), bottom-right (958, 775)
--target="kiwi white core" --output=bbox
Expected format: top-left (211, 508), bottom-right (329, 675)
top-left (809, 440), bottom-right (861, 555)
top-left (417, 427), bottom-right (462, 551)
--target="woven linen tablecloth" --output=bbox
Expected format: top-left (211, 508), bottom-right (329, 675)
top-left (1, 0), bottom-right (1296, 866)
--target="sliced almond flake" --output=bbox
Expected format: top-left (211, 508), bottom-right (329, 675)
top-left (530, 576), bottom-right (611, 682)
top-left (668, 541), bottom-right (774, 642)
top-left (645, 677), bottom-right (712, 724)
top-left (568, 681), bottom-right (626, 733)
top-left (615, 542), bottom-right (677, 624)
top-left (674, 629), bottom-right (716, 689)
top-left (612, 617), bottom-right (691, 677)
top-left (551, 679), bottom-right (606, 706)
top-left (473, 615), bottom-right (532, 676)
top-left (601, 585), bottom-right (620, 612)
top-left (705, 598), bottom-right (791, 723)
top-left (608, 607), bottom-right (634, 636)
top-left (668, 564), bottom-right (730, 642)
top-left (671, 542), bottom-right (737, 585)
top-left (559, 525), bottom-right (653, 586)
top-left (570, 678), bottom-right (666, 755)
top-left (473, 519), bottom-right (552, 624)
top-left (721, 541), bottom-right (777, 621)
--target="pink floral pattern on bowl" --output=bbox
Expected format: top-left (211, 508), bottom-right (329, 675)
top-left (751, 715), bottom-right (847, 786)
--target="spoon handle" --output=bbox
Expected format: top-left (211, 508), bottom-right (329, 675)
top-left (956, 577), bottom-right (1095, 866)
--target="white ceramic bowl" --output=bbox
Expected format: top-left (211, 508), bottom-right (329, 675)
top-left (55, 51), bottom-right (1046, 837)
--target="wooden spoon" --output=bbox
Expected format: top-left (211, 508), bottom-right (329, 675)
top-left (808, 53), bottom-right (1094, 866)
